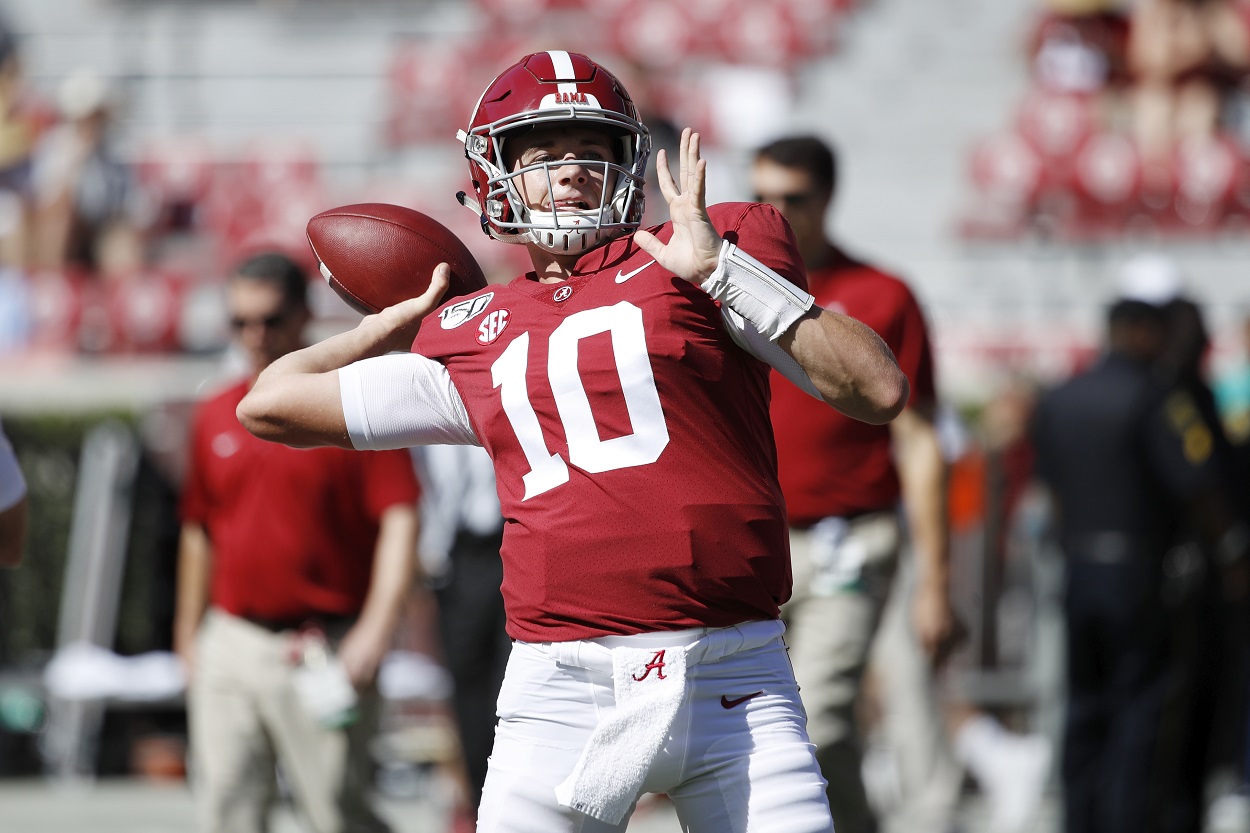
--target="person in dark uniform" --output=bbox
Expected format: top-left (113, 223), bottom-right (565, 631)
top-left (1156, 295), bottom-right (1250, 833)
top-left (1031, 290), bottom-right (1244, 833)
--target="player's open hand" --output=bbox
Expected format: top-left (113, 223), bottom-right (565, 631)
top-left (633, 128), bottom-right (722, 284)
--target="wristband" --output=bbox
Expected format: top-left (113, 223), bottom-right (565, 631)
top-left (700, 239), bottom-right (814, 341)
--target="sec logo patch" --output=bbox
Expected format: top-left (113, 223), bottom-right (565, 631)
top-left (478, 309), bottom-right (510, 344)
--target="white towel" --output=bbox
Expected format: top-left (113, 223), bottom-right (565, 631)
top-left (554, 643), bottom-right (689, 823)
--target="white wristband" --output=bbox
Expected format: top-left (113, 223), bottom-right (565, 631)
top-left (700, 240), bottom-right (814, 341)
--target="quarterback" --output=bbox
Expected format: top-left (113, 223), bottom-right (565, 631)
top-left (239, 51), bottom-right (906, 833)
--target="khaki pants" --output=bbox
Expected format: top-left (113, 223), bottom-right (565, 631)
top-left (189, 609), bottom-right (390, 833)
top-left (784, 513), bottom-right (963, 833)
top-left (782, 511), bottom-right (901, 833)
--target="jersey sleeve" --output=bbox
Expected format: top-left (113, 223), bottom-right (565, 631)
top-left (714, 202), bottom-right (809, 292)
top-left (705, 201), bottom-right (821, 396)
top-left (339, 352), bottom-right (480, 450)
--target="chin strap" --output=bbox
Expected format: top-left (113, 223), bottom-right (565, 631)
top-left (700, 240), bottom-right (814, 341)
top-left (456, 191), bottom-right (530, 245)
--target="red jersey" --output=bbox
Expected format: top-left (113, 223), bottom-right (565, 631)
top-left (770, 252), bottom-right (936, 525)
top-left (181, 379), bottom-right (420, 623)
top-left (414, 203), bottom-right (806, 642)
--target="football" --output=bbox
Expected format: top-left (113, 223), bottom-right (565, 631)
top-left (306, 203), bottom-right (488, 315)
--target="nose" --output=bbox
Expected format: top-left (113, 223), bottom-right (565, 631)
top-left (553, 155), bottom-right (591, 185)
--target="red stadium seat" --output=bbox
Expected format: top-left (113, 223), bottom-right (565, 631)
top-left (712, 0), bottom-right (811, 68)
top-left (1015, 89), bottom-right (1097, 194)
top-left (26, 269), bottom-right (86, 353)
top-left (1065, 130), bottom-right (1141, 241)
top-left (1170, 133), bottom-right (1238, 234)
top-left (384, 39), bottom-right (496, 147)
top-left (959, 131), bottom-right (1043, 239)
top-left (607, 0), bottom-right (697, 69)
top-left (105, 270), bottom-right (186, 354)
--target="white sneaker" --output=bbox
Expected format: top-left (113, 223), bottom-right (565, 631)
top-left (1207, 792), bottom-right (1250, 833)
top-left (976, 733), bottom-right (1052, 833)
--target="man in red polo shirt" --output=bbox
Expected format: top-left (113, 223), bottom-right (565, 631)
top-left (173, 252), bottom-right (420, 833)
top-left (751, 136), bottom-right (1050, 833)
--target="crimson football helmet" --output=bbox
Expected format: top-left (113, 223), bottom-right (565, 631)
top-left (458, 51), bottom-right (651, 256)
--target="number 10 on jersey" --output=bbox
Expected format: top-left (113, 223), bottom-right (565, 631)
top-left (490, 302), bottom-right (671, 500)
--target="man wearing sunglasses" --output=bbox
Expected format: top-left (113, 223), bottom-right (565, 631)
top-left (750, 136), bottom-right (1051, 833)
top-left (173, 252), bottom-right (421, 833)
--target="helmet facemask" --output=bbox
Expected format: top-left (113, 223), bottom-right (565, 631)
top-left (464, 111), bottom-right (650, 256)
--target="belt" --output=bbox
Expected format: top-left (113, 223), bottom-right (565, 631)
top-left (243, 613), bottom-right (356, 634)
top-left (538, 619), bottom-right (786, 676)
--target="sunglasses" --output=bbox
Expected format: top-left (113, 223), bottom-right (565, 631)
top-left (752, 191), bottom-right (819, 208)
top-left (230, 309), bottom-right (294, 331)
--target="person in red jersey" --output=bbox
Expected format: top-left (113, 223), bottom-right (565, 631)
top-left (237, 51), bottom-right (907, 833)
top-left (174, 252), bottom-right (421, 833)
top-left (751, 135), bottom-right (1051, 833)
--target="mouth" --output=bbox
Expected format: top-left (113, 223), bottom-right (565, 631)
top-left (549, 198), bottom-right (593, 212)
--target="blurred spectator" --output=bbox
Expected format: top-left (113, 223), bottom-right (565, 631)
top-left (750, 135), bottom-right (1049, 833)
top-left (1127, 0), bottom-right (1250, 195)
top-left (0, 21), bottom-right (53, 352)
top-left (1030, 258), bottom-right (1248, 833)
top-left (1215, 312), bottom-right (1250, 445)
top-left (173, 252), bottom-right (420, 833)
top-left (0, 416), bottom-right (27, 567)
top-left (29, 68), bottom-right (143, 280)
top-left (1027, 0), bottom-right (1131, 97)
top-left (415, 443), bottom-right (508, 832)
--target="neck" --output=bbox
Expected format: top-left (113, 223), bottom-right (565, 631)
top-left (530, 248), bottom-right (581, 284)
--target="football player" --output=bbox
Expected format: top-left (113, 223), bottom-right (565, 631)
top-left (239, 51), bottom-right (907, 833)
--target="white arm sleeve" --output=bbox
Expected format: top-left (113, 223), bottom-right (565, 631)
top-left (338, 353), bottom-right (480, 450)
top-left (719, 306), bottom-right (823, 400)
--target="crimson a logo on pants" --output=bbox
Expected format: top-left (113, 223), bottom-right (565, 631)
top-left (632, 649), bottom-right (667, 681)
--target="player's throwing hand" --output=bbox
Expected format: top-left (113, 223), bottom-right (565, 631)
top-left (634, 128), bottom-right (723, 285)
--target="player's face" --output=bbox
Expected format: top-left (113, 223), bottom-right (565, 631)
top-left (749, 159), bottom-right (830, 255)
top-left (506, 125), bottom-right (618, 212)
top-left (227, 279), bottom-right (309, 375)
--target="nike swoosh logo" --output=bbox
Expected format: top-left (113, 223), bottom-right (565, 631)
top-left (720, 691), bottom-right (764, 709)
top-left (615, 260), bottom-right (656, 283)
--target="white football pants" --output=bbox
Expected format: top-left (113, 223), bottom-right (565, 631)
top-left (477, 619), bottom-right (834, 833)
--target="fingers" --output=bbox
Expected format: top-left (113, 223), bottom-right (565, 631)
top-left (656, 129), bottom-right (705, 205)
top-left (632, 228), bottom-right (660, 259)
top-left (420, 263), bottom-right (451, 308)
top-left (655, 148), bottom-right (677, 202)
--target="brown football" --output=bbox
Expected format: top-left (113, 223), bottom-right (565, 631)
top-left (306, 203), bottom-right (488, 315)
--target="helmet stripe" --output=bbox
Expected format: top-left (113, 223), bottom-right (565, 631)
top-left (548, 50), bottom-right (578, 96)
